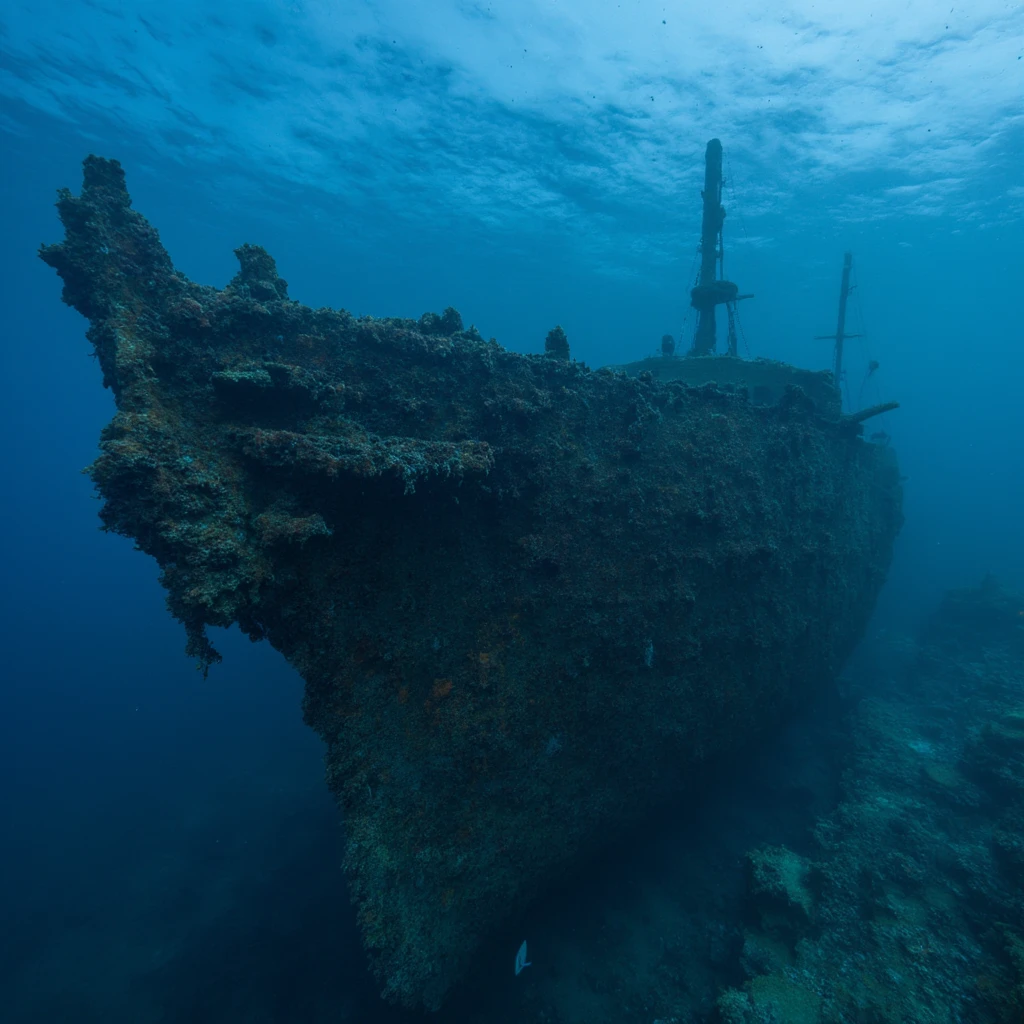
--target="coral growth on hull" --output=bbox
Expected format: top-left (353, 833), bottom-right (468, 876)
top-left (42, 157), bottom-right (903, 1009)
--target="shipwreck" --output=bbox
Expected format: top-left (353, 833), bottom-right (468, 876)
top-left (41, 141), bottom-right (903, 1010)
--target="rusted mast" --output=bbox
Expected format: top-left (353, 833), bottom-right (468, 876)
top-left (691, 140), bottom-right (725, 355)
top-left (689, 140), bottom-right (749, 355)
top-left (816, 251), bottom-right (860, 396)
top-left (833, 252), bottom-right (853, 382)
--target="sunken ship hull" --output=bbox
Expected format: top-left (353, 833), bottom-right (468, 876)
top-left (42, 158), bottom-right (903, 1010)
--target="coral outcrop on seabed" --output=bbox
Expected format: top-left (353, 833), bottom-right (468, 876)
top-left (720, 579), bottom-right (1024, 1024)
top-left (41, 157), bottom-right (902, 1010)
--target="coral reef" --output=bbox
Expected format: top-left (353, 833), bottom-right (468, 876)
top-left (41, 156), bottom-right (903, 1010)
top-left (720, 579), bottom-right (1024, 1023)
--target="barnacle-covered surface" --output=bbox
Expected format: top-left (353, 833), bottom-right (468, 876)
top-left (41, 156), bottom-right (903, 1010)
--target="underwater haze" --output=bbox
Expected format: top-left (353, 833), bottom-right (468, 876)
top-left (1, 2), bottom-right (1022, 1022)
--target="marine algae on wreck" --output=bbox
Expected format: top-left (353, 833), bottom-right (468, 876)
top-left (41, 155), bottom-right (902, 1010)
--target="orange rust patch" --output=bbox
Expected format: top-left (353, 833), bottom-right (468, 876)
top-left (397, 685), bottom-right (409, 704)
top-left (432, 678), bottom-right (453, 699)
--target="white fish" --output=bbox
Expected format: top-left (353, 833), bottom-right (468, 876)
top-left (515, 940), bottom-right (532, 976)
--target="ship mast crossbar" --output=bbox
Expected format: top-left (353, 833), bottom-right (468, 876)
top-left (818, 251), bottom-right (856, 385)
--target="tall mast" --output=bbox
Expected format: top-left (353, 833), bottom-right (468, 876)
top-left (692, 140), bottom-right (725, 356)
top-left (816, 252), bottom-right (861, 391)
top-left (689, 139), bottom-right (750, 356)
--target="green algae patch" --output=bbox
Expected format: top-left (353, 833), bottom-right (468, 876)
top-left (921, 760), bottom-right (961, 787)
top-left (750, 974), bottom-right (822, 1023)
top-left (746, 845), bottom-right (816, 940)
top-left (717, 975), bottom-right (822, 1024)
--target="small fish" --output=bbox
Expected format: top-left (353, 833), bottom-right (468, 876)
top-left (515, 940), bottom-right (532, 976)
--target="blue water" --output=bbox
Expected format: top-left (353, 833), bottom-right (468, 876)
top-left (1, 3), bottom-right (1022, 1021)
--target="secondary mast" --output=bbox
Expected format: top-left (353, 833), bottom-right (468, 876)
top-left (816, 251), bottom-right (861, 392)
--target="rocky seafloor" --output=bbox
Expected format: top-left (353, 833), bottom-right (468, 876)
top-left (716, 577), bottom-right (1024, 1024)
